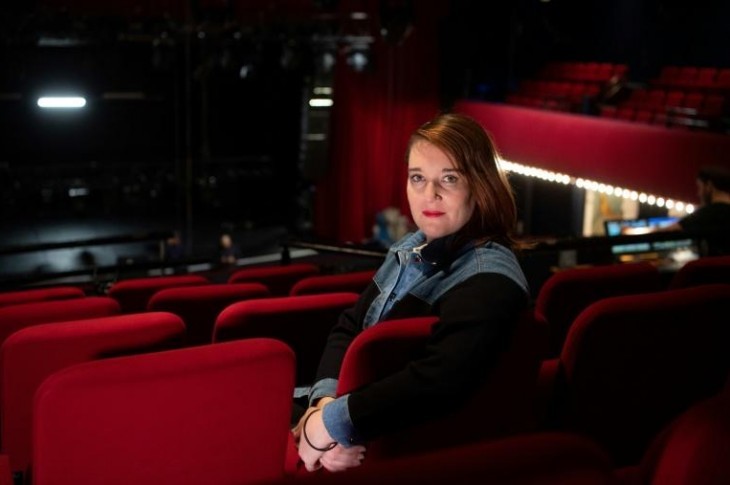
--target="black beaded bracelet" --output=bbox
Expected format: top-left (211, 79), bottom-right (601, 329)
top-left (302, 409), bottom-right (337, 452)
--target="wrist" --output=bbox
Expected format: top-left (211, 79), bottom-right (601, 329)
top-left (315, 397), bottom-right (335, 408)
top-left (303, 409), bottom-right (337, 452)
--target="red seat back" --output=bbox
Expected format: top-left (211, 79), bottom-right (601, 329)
top-left (669, 255), bottom-right (730, 289)
top-left (535, 262), bottom-right (662, 357)
top-left (147, 283), bottom-right (270, 346)
top-left (337, 310), bottom-right (547, 459)
top-left (553, 284), bottom-right (730, 465)
top-left (639, 392), bottom-right (730, 485)
top-left (227, 263), bottom-right (320, 296)
top-left (107, 275), bottom-right (210, 313)
top-left (289, 270), bottom-right (376, 296)
top-left (32, 339), bottom-right (295, 485)
top-left (0, 287), bottom-right (85, 309)
top-left (0, 297), bottom-right (120, 351)
top-left (1, 312), bottom-right (185, 476)
top-left (213, 293), bottom-right (359, 386)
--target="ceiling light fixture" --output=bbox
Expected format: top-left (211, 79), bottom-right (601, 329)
top-left (37, 96), bottom-right (87, 109)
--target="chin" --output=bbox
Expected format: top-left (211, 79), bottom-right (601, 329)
top-left (421, 229), bottom-right (448, 242)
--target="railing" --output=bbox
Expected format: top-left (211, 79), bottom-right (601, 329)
top-left (0, 230), bottom-right (181, 290)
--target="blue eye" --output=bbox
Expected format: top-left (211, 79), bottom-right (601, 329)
top-left (409, 174), bottom-right (425, 184)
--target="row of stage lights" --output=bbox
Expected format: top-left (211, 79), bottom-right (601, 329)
top-left (498, 159), bottom-right (695, 214)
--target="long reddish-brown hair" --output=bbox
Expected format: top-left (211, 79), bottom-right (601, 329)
top-left (407, 113), bottom-right (519, 249)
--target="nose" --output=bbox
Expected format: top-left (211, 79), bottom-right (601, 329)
top-left (425, 180), bottom-right (442, 201)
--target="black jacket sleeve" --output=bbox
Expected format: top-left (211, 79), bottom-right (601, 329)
top-left (345, 272), bottom-right (527, 441)
top-left (313, 281), bottom-right (381, 383)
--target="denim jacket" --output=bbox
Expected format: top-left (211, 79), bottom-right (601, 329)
top-left (364, 231), bottom-right (528, 327)
top-left (316, 231), bottom-right (529, 447)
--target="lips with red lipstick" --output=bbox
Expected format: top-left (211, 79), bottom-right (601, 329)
top-left (422, 210), bottom-right (445, 218)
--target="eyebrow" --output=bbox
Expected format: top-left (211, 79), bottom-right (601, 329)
top-left (407, 167), bottom-right (462, 173)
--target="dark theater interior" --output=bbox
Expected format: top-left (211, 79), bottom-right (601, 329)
top-left (1, 1), bottom-right (729, 484)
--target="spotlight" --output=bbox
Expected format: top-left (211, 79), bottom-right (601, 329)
top-left (320, 51), bottom-right (336, 72)
top-left (346, 47), bottom-right (370, 72)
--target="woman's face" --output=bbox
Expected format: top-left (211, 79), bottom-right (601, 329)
top-left (407, 140), bottom-right (475, 242)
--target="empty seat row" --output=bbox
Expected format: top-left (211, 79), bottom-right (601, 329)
top-left (104, 264), bottom-right (375, 314)
top-left (539, 61), bottom-right (629, 83)
top-left (652, 65), bottom-right (730, 91)
top-left (534, 255), bottom-right (730, 359)
top-left (0, 286), bottom-right (85, 309)
top-left (600, 106), bottom-right (716, 130)
top-left (617, 88), bottom-right (725, 116)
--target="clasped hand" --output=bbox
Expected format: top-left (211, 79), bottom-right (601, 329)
top-left (292, 400), bottom-right (366, 473)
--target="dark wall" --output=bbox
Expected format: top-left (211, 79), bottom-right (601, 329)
top-left (0, 8), bottom-right (306, 259)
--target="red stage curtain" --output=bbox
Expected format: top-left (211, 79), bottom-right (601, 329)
top-left (313, 3), bottom-right (443, 244)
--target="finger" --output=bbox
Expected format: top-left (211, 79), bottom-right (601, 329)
top-left (304, 460), bottom-right (322, 472)
top-left (320, 453), bottom-right (362, 469)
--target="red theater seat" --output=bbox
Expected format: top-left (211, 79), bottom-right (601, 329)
top-left (543, 284), bottom-right (730, 466)
top-left (147, 283), bottom-right (270, 346)
top-left (656, 66), bottom-right (680, 86)
top-left (107, 274), bottom-right (210, 313)
top-left (682, 91), bottom-right (705, 111)
top-left (0, 297), bottom-right (120, 350)
top-left (676, 67), bottom-right (699, 88)
top-left (289, 269), bottom-right (376, 296)
top-left (277, 433), bottom-right (615, 485)
top-left (32, 338), bottom-right (295, 485)
top-left (628, 392), bottom-right (730, 485)
top-left (701, 94), bottom-right (725, 117)
top-left (0, 287), bottom-right (85, 309)
top-left (334, 310), bottom-right (546, 460)
top-left (213, 292), bottom-right (359, 386)
top-left (664, 90), bottom-right (685, 109)
top-left (716, 68), bottom-right (730, 89)
top-left (668, 255), bottom-right (730, 289)
top-left (534, 262), bottom-right (662, 357)
top-left (696, 67), bottom-right (718, 89)
top-left (227, 263), bottom-right (320, 296)
top-left (0, 312), bottom-right (185, 478)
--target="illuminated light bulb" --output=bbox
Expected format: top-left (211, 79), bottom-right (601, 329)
top-left (675, 202), bottom-right (685, 211)
top-left (639, 193), bottom-right (647, 203)
top-left (656, 197), bottom-right (665, 207)
top-left (647, 195), bottom-right (656, 205)
top-left (665, 199), bottom-right (675, 209)
top-left (686, 204), bottom-right (695, 214)
top-left (309, 98), bottom-right (334, 107)
top-left (37, 96), bottom-right (86, 109)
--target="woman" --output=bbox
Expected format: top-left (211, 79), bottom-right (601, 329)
top-left (294, 113), bottom-right (529, 472)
